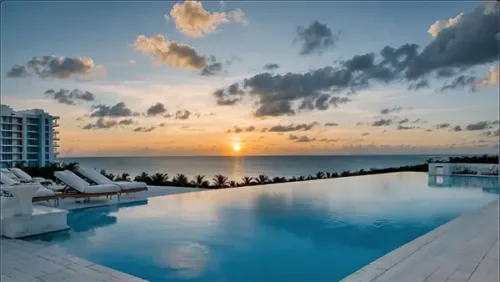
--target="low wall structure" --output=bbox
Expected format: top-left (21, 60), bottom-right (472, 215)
top-left (428, 163), bottom-right (499, 177)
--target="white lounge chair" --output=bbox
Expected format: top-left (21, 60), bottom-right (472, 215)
top-left (76, 167), bottom-right (148, 194)
top-left (1, 171), bottom-right (56, 198)
top-left (8, 168), bottom-right (66, 192)
top-left (54, 170), bottom-right (121, 200)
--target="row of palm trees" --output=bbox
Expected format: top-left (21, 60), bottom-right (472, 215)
top-left (99, 162), bottom-right (429, 189)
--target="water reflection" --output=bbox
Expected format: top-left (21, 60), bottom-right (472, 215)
top-left (428, 175), bottom-right (499, 192)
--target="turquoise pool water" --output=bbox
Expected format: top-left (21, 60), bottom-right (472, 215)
top-left (28, 173), bottom-right (498, 281)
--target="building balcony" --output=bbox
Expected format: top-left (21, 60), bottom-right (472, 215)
top-left (53, 137), bottom-right (60, 141)
top-left (53, 143), bottom-right (60, 148)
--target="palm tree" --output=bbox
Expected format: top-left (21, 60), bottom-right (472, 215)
top-left (212, 174), bottom-right (229, 188)
top-left (315, 171), bottom-right (324, 179)
top-left (306, 175), bottom-right (313, 180)
top-left (255, 175), bottom-right (269, 184)
top-left (289, 176), bottom-right (297, 182)
top-left (191, 175), bottom-right (209, 188)
top-left (134, 172), bottom-right (150, 183)
top-left (229, 180), bottom-right (238, 187)
top-left (173, 174), bottom-right (189, 186)
top-left (330, 172), bottom-right (339, 178)
top-left (341, 170), bottom-right (350, 177)
top-left (100, 169), bottom-right (115, 181)
top-left (272, 177), bottom-right (286, 183)
top-left (297, 176), bottom-right (306, 181)
top-left (150, 173), bottom-right (169, 186)
top-left (241, 176), bottom-right (254, 186)
top-left (115, 172), bottom-right (131, 181)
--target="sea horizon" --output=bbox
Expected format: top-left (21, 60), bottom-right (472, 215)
top-left (58, 154), bottom-right (484, 182)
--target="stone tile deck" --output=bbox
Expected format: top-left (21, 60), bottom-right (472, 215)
top-left (341, 199), bottom-right (499, 282)
top-left (0, 238), bottom-right (147, 281)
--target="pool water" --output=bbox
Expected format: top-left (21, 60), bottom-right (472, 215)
top-left (28, 173), bottom-right (498, 281)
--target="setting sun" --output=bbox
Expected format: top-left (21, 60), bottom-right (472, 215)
top-left (233, 143), bottom-right (241, 152)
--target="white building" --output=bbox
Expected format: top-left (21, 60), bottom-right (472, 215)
top-left (0, 104), bottom-right (59, 168)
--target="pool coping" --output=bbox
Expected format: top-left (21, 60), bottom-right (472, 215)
top-left (340, 198), bottom-right (499, 282)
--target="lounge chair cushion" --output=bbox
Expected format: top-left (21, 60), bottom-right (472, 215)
top-left (9, 168), bottom-right (33, 182)
top-left (0, 172), bottom-right (20, 185)
top-left (84, 184), bottom-right (121, 194)
top-left (54, 170), bottom-right (120, 194)
top-left (35, 187), bottom-right (56, 197)
top-left (76, 167), bottom-right (113, 184)
top-left (114, 181), bottom-right (147, 190)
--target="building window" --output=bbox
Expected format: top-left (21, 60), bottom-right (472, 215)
top-left (27, 125), bottom-right (38, 131)
top-left (28, 154), bottom-right (38, 160)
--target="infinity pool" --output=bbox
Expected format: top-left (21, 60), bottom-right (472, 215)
top-left (28, 173), bottom-right (499, 281)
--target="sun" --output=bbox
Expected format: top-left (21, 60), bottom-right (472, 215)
top-left (232, 143), bottom-right (241, 152)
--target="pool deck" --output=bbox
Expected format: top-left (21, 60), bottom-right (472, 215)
top-left (341, 199), bottom-right (499, 282)
top-left (0, 238), bottom-right (146, 281)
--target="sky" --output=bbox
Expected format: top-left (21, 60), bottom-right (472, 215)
top-left (1, 0), bottom-right (499, 157)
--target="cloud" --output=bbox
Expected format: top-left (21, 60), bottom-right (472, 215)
top-left (169, 0), bottom-right (246, 38)
top-left (227, 125), bottom-right (257, 133)
top-left (428, 13), bottom-right (464, 37)
top-left (7, 56), bottom-right (95, 79)
top-left (263, 63), bottom-right (280, 70)
top-left (213, 3), bottom-right (499, 117)
top-left (119, 119), bottom-right (135, 125)
top-left (133, 126), bottom-right (156, 132)
top-left (397, 125), bottom-right (417, 130)
top-left (477, 65), bottom-right (499, 87)
top-left (146, 102), bottom-right (167, 116)
top-left (372, 119), bottom-right (393, 126)
top-left (324, 122), bottom-right (339, 127)
top-left (361, 132), bottom-right (369, 136)
top-left (128, 60), bottom-right (137, 66)
top-left (159, 123), bottom-right (167, 127)
top-left (82, 118), bottom-right (134, 130)
top-left (380, 106), bottom-right (406, 115)
top-left (90, 102), bottom-right (137, 117)
top-left (201, 56), bottom-right (223, 76)
top-left (289, 134), bottom-right (316, 142)
top-left (398, 118), bottom-right (409, 125)
top-left (319, 138), bottom-right (338, 143)
top-left (175, 109), bottom-right (191, 120)
top-left (6, 65), bottom-right (29, 78)
top-left (408, 80), bottom-right (430, 90)
top-left (436, 123), bottom-right (451, 129)
top-left (440, 75), bottom-right (477, 92)
top-left (45, 89), bottom-right (95, 105)
top-left (295, 20), bottom-right (338, 55)
top-left (451, 125), bottom-right (463, 132)
top-left (465, 121), bottom-right (492, 131)
top-left (269, 122), bottom-right (319, 132)
top-left (133, 34), bottom-right (207, 69)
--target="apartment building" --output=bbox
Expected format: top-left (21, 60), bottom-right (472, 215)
top-left (0, 104), bottom-right (59, 168)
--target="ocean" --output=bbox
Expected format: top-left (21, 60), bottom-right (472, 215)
top-left (59, 155), bottom-right (454, 182)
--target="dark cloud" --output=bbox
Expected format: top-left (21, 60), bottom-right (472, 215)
top-left (372, 119), bottom-right (393, 126)
top-left (295, 20), bottom-right (338, 56)
top-left (425, 129), bottom-right (434, 132)
top-left (201, 56), bottom-right (223, 76)
top-left (380, 107), bottom-right (404, 115)
top-left (159, 123), bottom-right (167, 127)
top-left (245, 126), bottom-right (256, 132)
top-left (406, 4), bottom-right (499, 80)
top-left (133, 126), bottom-right (156, 132)
top-left (398, 118), bottom-right (409, 125)
top-left (319, 138), bottom-right (338, 143)
top-left (436, 123), bottom-right (451, 129)
top-left (213, 83), bottom-right (244, 106)
top-left (289, 134), bottom-right (316, 142)
top-left (440, 75), bottom-right (477, 92)
top-left (90, 102), bottom-right (137, 118)
top-left (212, 3), bottom-right (500, 117)
top-left (7, 65), bottom-right (29, 78)
top-left (147, 102), bottom-right (167, 116)
top-left (8, 56), bottom-right (95, 79)
top-left (329, 96), bottom-right (350, 108)
top-left (263, 63), bottom-right (280, 70)
top-left (451, 125), bottom-right (462, 132)
top-left (175, 109), bottom-right (191, 120)
top-left (82, 118), bottom-right (117, 130)
top-left (45, 89), bottom-right (95, 105)
top-left (269, 122), bottom-right (319, 132)
top-left (397, 125), bottom-right (417, 130)
top-left (465, 121), bottom-right (492, 131)
top-left (408, 80), bottom-right (429, 90)
top-left (361, 132), bottom-right (370, 136)
top-left (324, 122), bottom-right (339, 127)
